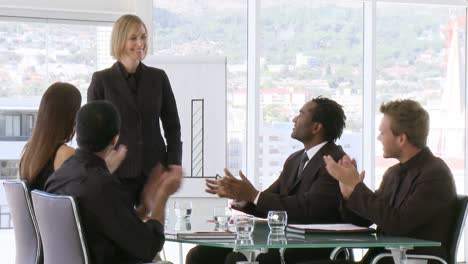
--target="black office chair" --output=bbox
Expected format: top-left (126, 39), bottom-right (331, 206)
top-left (3, 180), bottom-right (42, 264)
top-left (31, 190), bottom-right (89, 264)
top-left (370, 194), bottom-right (468, 264)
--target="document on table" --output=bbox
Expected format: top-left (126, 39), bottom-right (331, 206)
top-left (165, 230), bottom-right (236, 239)
top-left (287, 223), bottom-right (375, 234)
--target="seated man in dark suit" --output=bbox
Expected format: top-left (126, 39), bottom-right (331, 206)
top-left (45, 101), bottom-right (183, 264)
top-left (186, 96), bottom-right (348, 264)
top-left (322, 99), bottom-right (456, 264)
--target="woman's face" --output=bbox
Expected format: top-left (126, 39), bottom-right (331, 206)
top-left (122, 24), bottom-right (147, 62)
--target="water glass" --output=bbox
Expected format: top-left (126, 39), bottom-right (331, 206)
top-left (267, 211), bottom-right (287, 234)
top-left (267, 232), bottom-right (287, 245)
top-left (174, 218), bottom-right (192, 232)
top-left (234, 214), bottom-right (255, 238)
top-left (174, 201), bottom-right (192, 219)
top-left (213, 206), bottom-right (232, 226)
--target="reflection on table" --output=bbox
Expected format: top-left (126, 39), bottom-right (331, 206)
top-left (164, 216), bottom-right (440, 264)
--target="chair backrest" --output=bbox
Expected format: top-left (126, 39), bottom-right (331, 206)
top-left (31, 190), bottom-right (89, 264)
top-left (448, 195), bottom-right (468, 264)
top-left (3, 180), bottom-right (42, 264)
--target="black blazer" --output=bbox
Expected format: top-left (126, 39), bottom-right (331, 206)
top-left (233, 142), bottom-right (346, 224)
top-left (88, 62), bottom-right (182, 182)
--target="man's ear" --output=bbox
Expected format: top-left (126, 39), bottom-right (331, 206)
top-left (398, 133), bottom-right (408, 146)
top-left (311, 122), bottom-right (323, 134)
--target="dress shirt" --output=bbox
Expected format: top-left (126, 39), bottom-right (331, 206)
top-left (117, 61), bottom-right (141, 95)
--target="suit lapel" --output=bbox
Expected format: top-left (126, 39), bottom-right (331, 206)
top-left (394, 169), bottom-right (419, 208)
top-left (288, 143), bottom-right (333, 192)
top-left (284, 152), bottom-right (302, 192)
top-left (111, 62), bottom-right (138, 111)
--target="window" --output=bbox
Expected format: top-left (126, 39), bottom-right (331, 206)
top-left (0, 110), bottom-right (36, 140)
top-left (0, 17), bottom-right (113, 175)
top-left (375, 4), bottom-right (466, 188)
top-left (153, 0), bottom-right (248, 173)
top-left (0, 160), bottom-right (18, 180)
top-left (259, 0), bottom-right (364, 188)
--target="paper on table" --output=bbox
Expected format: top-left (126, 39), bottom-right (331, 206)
top-left (165, 230), bottom-right (236, 239)
top-left (287, 223), bottom-right (375, 234)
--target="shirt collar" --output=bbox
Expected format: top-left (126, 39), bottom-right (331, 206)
top-left (117, 61), bottom-right (142, 80)
top-left (304, 141), bottom-right (327, 161)
top-left (74, 148), bottom-right (108, 169)
top-left (399, 147), bottom-right (431, 171)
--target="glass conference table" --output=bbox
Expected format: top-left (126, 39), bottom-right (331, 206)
top-left (165, 216), bottom-right (440, 264)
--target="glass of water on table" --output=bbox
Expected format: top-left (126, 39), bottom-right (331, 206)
top-left (174, 201), bottom-right (192, 219)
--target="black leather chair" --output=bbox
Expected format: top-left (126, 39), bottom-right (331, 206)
top-left (31, 190), bottom-right (89, 264)
top-left (3, 180), bottom-right (42, 264)
top-left (371, 194), bottom-right (468, 264)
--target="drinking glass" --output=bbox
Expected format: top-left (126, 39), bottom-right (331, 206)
top-left (213, 206), bottom-right (232, 226)
top-left (267, 232), bottom-right (287, 245)
top-left (267, 211), bottom-right (287, 234)
top-left (174, 201), bottom-right (192, 219)
top-left (234, 214), bottom-right (255, 238)
top-left (174, 218), bottom-right (192, 232)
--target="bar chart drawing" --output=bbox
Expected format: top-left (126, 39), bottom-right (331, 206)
top-left (145, 56), bottom-right (226, 197)
top-left (191, 99), bottom-right (204, 177)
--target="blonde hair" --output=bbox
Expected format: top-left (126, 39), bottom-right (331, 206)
top-left (111, 14), bottom-right (148, 60)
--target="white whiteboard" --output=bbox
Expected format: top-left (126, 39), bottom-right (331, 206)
top-left (144, 56), bottom-right (226, 197)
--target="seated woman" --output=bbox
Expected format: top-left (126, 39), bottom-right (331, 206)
top-left (19, 82), bottom-right (82, 190)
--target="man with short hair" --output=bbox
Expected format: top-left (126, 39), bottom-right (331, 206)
top-left (187, 96), bottom-right (348, 264)
top-left (323, 99), bottom-right (456, 264)
top-left (45, 101), bottom-right (182, 264)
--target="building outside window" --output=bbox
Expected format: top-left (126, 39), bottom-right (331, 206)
top-left (0, 160), bottom-right (18, 180)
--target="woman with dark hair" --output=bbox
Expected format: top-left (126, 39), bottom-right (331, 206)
top-left (19, 82), bottom-right (82, 190)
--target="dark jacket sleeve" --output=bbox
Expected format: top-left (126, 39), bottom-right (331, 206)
top-left (255, 166), bottom-right (341, 223)
top-left (339, 196), bottom-right (373, 227)
top-left (231, 178), bottom-right (281, 217)
top-left (87, 72), bottom-right (105, 102)
top-left (345, 164), bottom-right (455, 235)
top-left (88, 180), bottom-right (165, 262)
top-left (159, 70), bottom-right (182, 165)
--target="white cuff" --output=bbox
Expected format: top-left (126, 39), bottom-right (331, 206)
top-left (253, 191), bottom-right (261, 205)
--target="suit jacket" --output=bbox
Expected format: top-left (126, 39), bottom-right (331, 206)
top-left (341, 147), bottom-right (457, 263)
top-left (233, 142), bottom-right (346, 224)
top-left (44, 149), bottom-right (165, 264)
top-left (88, 62), bottom-right (182, 184)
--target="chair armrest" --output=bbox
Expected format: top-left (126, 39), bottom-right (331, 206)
top-left (329, 247), bottom-right (352, 260)
top-left (370, 253), bottom-right (447, 264)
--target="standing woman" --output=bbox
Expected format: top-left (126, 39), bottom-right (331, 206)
top-left (20, 82), bottom-right (82, 190)
top-left (87, 14), bottom-right (182, 205)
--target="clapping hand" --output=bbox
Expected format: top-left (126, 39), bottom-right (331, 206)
top-left (206, 169), bottom-right (258, 202)
top-left (323, 155), bottom-right (365, 200)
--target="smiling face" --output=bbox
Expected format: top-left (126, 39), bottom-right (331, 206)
top-left (377, 114), bottom-right (402, 159)
top-left (291, 101), bottom-right (317, 145)
top-left (121, 24), bottom-right (147, 63)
